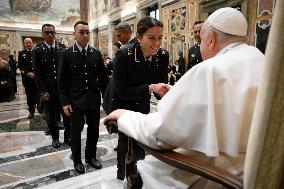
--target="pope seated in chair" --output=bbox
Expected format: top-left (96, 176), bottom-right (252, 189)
top-left (104, 7), bottom-right (265, 189)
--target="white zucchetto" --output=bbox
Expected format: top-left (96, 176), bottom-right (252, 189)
top-left (207, 7), bottom-right (248, 36)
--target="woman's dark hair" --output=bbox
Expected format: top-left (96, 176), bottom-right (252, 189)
top-left (137, 16), bottom-right (163, 37)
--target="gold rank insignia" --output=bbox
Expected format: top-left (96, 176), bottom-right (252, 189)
top-left (127, 48), bottom-right (132, 56)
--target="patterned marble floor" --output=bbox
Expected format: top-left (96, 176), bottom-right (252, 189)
top-left (0, 80), bottom-right (124, 188)
top-left (0, 76), bottom-right (159, 189)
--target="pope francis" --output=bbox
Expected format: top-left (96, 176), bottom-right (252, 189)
top-left (104, 7), bottom-right (265, 189)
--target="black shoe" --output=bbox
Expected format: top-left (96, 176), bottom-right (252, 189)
top-left (85, 158), bottom-right (102, 169)
top-left (28, 113), bottom-right (34, 119)
top-left (114, 146), bottom-right (117, 151)
top-left (74, 162), bottom-right (85, 174)
top-left (117, 171), bottom-right (124, 180)
top-left (45, 130), bottom-right (50, 135)
top-left (52, 139), bottom-right (61, 148)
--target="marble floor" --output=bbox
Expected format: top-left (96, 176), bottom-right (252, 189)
top-left (0, 81), bottom-right (125, 188)
top-left (0, 78), bottom-right (159, 189)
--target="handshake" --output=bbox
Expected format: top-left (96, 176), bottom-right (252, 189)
top-left (149, 83), bottom-right (172, 98)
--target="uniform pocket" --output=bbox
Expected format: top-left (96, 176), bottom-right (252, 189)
top-left (70, 64), bottom-right (82, 76)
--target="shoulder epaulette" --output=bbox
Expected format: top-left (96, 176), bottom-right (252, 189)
top-left (89, 47), bottom-right (95, 53)
top-left (36, 44), bottom-right (45, 50)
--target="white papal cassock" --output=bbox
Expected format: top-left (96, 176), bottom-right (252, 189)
top-left (117, 43), bottom-right (265, 188)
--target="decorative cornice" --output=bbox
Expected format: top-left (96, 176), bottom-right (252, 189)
top-left (137, 0), bottom-right (159, 10)
top-left (0, 22), bottom-right (73, 33)
top-left (109, 8), bottom-right (122, 21)
top-left (161, 0), bottom-right (179, 8)
top-left (98, 25), bottom-right (108, 31)
top-left (121, 12), bottom-right (136, 21)
top-left (200, 0), bottom-right (244, 13)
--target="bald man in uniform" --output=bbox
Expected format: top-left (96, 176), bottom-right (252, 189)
top-left (18, 38), bottom-right (38, 119)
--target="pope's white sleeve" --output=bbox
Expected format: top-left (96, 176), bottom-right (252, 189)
top-left (118, 111), bottom-right (176, 150)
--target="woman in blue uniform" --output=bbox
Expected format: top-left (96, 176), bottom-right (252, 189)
top-left (111, 16), bottom-right (169, 180)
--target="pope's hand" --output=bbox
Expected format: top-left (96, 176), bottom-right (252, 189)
top-left (103, 109), bottom-right (128, 125)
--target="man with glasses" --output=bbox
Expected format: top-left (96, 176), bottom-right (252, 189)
top-left (187, 21), bottom-right (203, 70)
top-left (33, 23), bottom-right (71, 149)
top-left (58, 21), bottom-right (108, 174)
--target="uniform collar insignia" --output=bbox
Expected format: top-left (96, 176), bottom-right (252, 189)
top-left (73, 45), bottom-right (78, 53)
top-left (134, 48), bottom-right (140, 63)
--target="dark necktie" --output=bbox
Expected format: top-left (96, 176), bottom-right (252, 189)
top-left (82, 49), bottom-right (86, 61)
top-left (146, 59), bottom-right (151, 68)
top-left (50, 46), bottom-right (54, 54)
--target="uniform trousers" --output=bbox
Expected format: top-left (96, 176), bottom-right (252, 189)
top-left (44, 95), bottom-right (70, 140)
top-left (22, 77), bottom-right (37, 113)
top-left (70, 107), bottom-right (100, 164)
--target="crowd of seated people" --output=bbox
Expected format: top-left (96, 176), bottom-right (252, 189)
top-left (0, 56), bottom-right (17, 102)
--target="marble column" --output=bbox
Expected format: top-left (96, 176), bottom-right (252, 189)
top-left (108, 23), bottom-right (115, 58)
